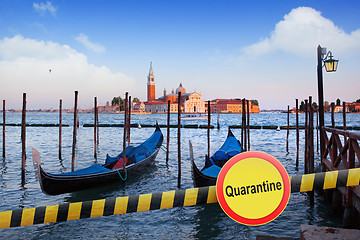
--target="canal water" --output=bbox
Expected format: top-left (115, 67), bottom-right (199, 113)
top-left (0, 112), bottom-right (359, 239)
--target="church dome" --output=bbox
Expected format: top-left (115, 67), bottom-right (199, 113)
top-left (176, 83), bottom-right (186, 94)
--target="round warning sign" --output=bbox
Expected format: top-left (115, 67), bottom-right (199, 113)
top-left (216, 151), bottom-right (290, 226)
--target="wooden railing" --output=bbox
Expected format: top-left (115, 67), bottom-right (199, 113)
top-left (322, 127), bottom-right (360, 208)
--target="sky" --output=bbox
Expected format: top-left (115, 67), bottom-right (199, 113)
top-left (0, 0), bottom-right (359, 110)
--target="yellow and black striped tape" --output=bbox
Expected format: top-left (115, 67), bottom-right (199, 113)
top-left (0, 168), bottom-right (359, 229)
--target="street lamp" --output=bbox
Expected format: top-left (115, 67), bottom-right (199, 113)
top-left (317, 45), bottom-right (339, 170)
top-left (323, 51), bottom-right (339, 72)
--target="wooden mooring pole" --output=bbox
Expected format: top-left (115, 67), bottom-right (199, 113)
top-left (166, 100), bottom-right (170, 164)
top-left (71, 91), bottom-right (78, 172)
top-left (241, 98), bottom-right (246, 151)
top-left (286, 105), bottom-right (290, 152)
top-left (177, 92), bottom-right (181, 188)
top-left (128, 96), bottom-right (131, 146)
top-left (2, 100), bottom-right (5, 158)
top-left (304, 99), bottom-right (308, 174)
top-left (247, 100), bottom-right (250, 151)
top-left (94, 97), bottom-right (98, 159)
top-left (296, 99), bottom-right (299, 169)
top-left (59, 99), bottom-right (62, 160)
top-left (21, 93), bottom-right (26, 178)
top-left (123, 92), bottom-right (128, 176)
top-left (308, 96), bottom-right (314, 205)
top-left (343, 101), bottom-right (347, 143)
top-left (207, 100), bottom-right (211, 158)
top-left (331, 102), bottom-right (335, 128)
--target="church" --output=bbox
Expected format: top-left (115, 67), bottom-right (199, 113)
top-left (140, 62), bottom-right (206, 113)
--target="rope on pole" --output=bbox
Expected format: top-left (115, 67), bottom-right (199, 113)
top-left (1, 168), bottom-right (359, 229)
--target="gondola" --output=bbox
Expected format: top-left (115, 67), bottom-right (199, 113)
top-left (32, 124), bottom-right (163, 195)
top-left (189, 128), bottom-right (241, 187)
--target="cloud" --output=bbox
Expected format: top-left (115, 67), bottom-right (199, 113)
top-left (0, 35), bottom-right (135, 109)
top-left (241, 7), bottom-right (360, 58)
top-left (33, 1), bottom-right (57, 17)
top-left (75, 33), bottom-right (106, 53)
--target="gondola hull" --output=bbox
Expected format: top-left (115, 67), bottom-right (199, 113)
top-left (189, 129), bottom-right (241, 188)
top-left (33, 125), bottom-right (163, 195)
top-left (190, 155), bottom-right (217, 187)
top-left (36, 149), bottom-right (160, 195)
top-left (189, 142), bottom-right (217, 187)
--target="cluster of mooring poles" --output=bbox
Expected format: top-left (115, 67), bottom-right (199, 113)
top-left (240, 98), bottom-right (250, 152)
top-left (289, 95), bottom-right (360, 228)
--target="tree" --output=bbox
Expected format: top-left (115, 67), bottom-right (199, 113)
top-left (336, 98), bottom-right (341, 106)
top-left (250, 100), bottom-right (258, 106)
top-left (312, 102), bottom-right (318, 111)
top-left (111, 97), bottom-right (124, 111)
top-left (356, 99), bottom-right (360, 103)
top-left (300, 101), bottom-right (305, 111)
top-left (133, 97), bottom-right (140, 103)
top-left (324, 101), bottom-right (329, 106)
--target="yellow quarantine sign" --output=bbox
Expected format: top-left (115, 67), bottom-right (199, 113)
top-left (216, 151), bottom-right (290, 226)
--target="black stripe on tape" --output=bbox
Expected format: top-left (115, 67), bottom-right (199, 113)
top-left (313, 172), bottom-right (326, 190)
top-left (173, 189), bottom-right (186, 207)
top-left (33, 206), bottom-right (46, 225)
top-left (290, 175), bottom-right (302, 193)
top-left (10, 209), bottom-right (22, 227)
top-left (127, 195), bottom-right (139, 213)
top-left (196, 187), bottom-right (209, 204)
top-left (80, 201), bottom-right (93, 219)
top-left (337, 169), bottom-right (348, 188)
top-left (103, 198), bottom-right (116, 216)
top-left (57, 203), bottom-right (69, 222)
top-left (150, 192), bottom-right (162, 210)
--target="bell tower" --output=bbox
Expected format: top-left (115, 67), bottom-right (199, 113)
top-left (147, 62), bottom-right (155, 102)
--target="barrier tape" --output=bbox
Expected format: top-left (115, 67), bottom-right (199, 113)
top-left (1, 168), bottom-right (359, 229)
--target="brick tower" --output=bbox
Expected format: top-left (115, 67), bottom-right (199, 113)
top-left (147, 62), bottom-right (155, 102)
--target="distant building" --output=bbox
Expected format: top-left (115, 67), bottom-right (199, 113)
top-left (209, 99), bottom-right (259, 113)
top-left (147, 62), bottom-right (155, 102)
top-left (144, 63), bottom-right (205, 113)
top-left (143, 62), bottom-right (259, 114)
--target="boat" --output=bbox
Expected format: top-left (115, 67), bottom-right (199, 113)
top-left (181, 113), bottom-right (208, 120)
top-left (189, 128), bottom-right (241, 187)
top-left (32, 124), bottom-right (163, 195)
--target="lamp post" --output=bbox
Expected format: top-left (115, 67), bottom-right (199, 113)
top-left (317, 45), bottom-right (339, 171)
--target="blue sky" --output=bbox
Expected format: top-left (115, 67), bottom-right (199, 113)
top-left (0, 0), bottom-right (359, 110)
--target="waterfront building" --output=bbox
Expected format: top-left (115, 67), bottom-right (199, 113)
top-left (210, 99), bottom-right (259, 113)
top-left (143, 62), bottom-right (258, 114)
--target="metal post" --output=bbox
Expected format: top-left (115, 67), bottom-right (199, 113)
top-left (317, 45), bottom-right (325, 171)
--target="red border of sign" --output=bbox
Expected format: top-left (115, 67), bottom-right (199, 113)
top-left (216, 151), bottom-right (290, 226)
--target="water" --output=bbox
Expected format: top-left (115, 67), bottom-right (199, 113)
top-left (0, 112), bottom-right (359, 239)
